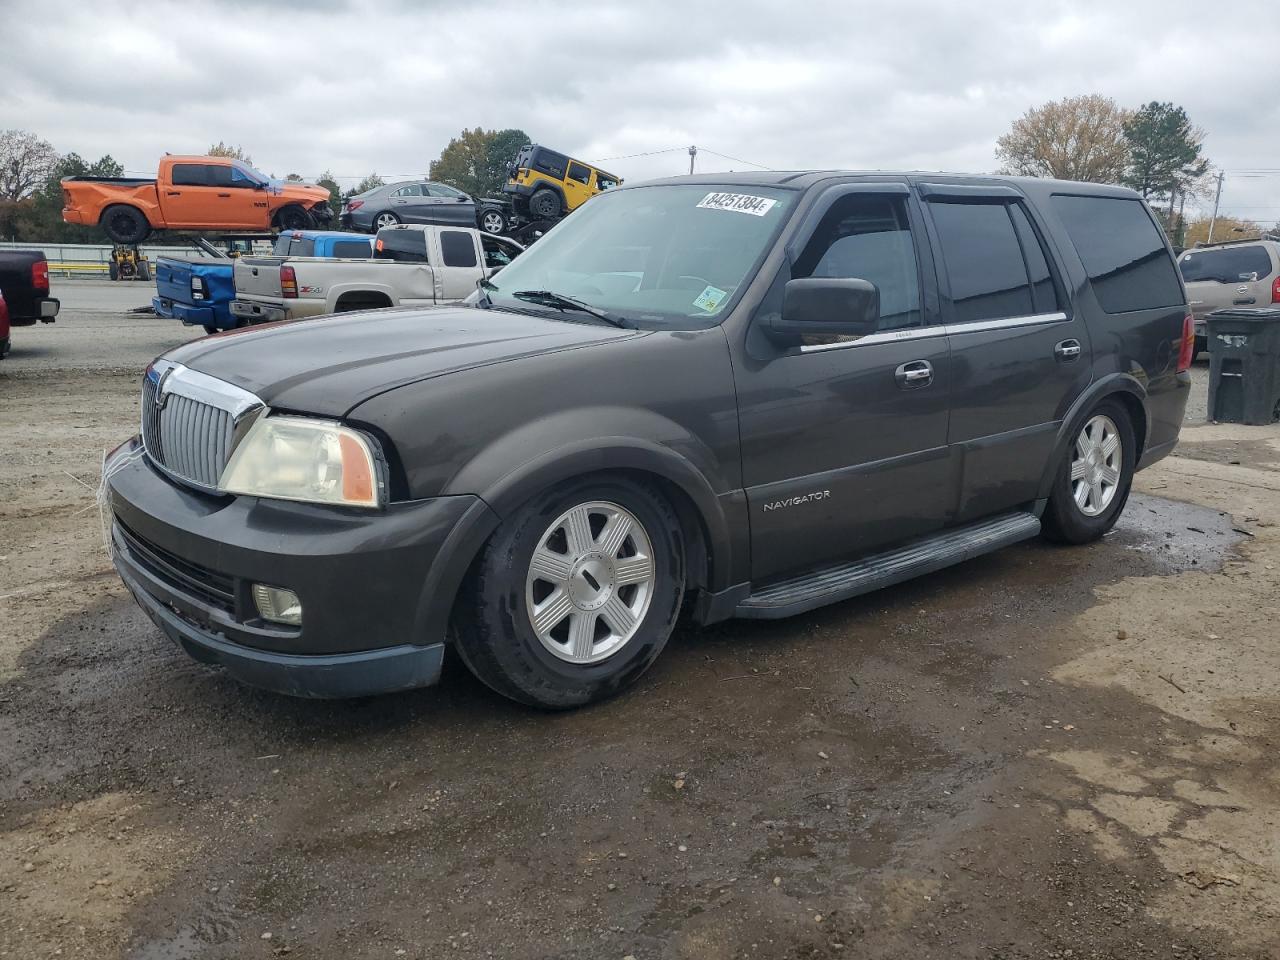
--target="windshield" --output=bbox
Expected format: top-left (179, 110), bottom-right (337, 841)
top-left (483, 184), bottom-right (794, 328)
top-left (1179, 245), bottom-right (1274, 284)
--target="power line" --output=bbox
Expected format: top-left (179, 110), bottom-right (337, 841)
top-left (595, 147), bottom-right (686, 162)
top-left (698, 148), bottom-right (774, 171)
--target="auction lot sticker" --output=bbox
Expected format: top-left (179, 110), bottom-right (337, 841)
top-left (696, 192), bottom-right (777, 216)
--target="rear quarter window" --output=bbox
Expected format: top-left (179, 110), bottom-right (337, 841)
top-left (1179, 245), bottom-right (1274, 283)
top-left (1050, 195), bottom-right (1184, 314)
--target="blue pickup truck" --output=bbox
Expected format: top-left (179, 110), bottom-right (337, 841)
top-left (152, 231), bottom-right (374, 334)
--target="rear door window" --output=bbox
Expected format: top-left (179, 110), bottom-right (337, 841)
top-left (1007, 203), bottom-right (1060, 314)
top-left (440, 230), bottom-right (478, 268)
top-left (929, 201), bottom-right (1035, 323)
top-left (1050, 195), bottom-right (1184, 313)
top-left (171, 164), bottom-right (210, 187)
top-left (1179, 245), bottom-right (1274, 283)
top-left (330, 239), bottom-right (372, 259)
top-left (375, 230), bottom-right (428, 262)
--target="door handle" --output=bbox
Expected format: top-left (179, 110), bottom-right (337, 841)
top-left (895, 359), bottom-right (933, 389)
top-left (1055, 338), bottom-right (1082, 362)
top-left (166, 191), bottom-right (181, 196)
top-left (217, 193), bottom-right (231, 198)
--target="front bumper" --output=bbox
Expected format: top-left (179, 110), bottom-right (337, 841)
top-left (230, 298), bottom-right (289, 324)
top-left (106, 438), bottom-right (492, 698)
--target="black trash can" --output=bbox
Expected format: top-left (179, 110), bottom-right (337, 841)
top-left (1206, 307), bottom-right (1280, 425)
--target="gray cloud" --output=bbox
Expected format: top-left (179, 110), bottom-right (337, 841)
top-left (2, 0), bottom-right (1277, 220)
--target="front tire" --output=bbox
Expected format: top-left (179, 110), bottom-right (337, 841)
top-left (480, 208), bottom-right (506, 235)
top-left (275, 205), bottom-right (313, 231)
top-left (454, 475), bottom-right (684, 709)
top-left (1042, 400), bottom-right (1136, 544)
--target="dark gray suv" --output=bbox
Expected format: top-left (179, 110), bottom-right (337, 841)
top-left (106, 172), bottom-right (1192, 707)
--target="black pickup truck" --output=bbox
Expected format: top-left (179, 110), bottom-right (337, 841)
top-left (0, 250), bottom-right (60, 336)
top-left (105, 171), bottom-right (1191, 707)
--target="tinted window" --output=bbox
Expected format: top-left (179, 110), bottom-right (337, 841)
top-left (374, 230), bottom-right (428, 263)
top-left (1179, 245), bottom-right (1274, 283)
top-left (392, 184), bottom-right (424, 198)
top-left (1051, 195), bottom-right (1183, 313)
top-left (567, 162), bottom-right (591, 185)
top-left (1008, 203), bottom-right (1059, 313)
top-left (440, 231), bottom-right (478, 268)
top-left (794, 194), bottom-right (922, 330)
top-left (207, 165), bottom-right (235, 188)
top-left (930, 201), bottom-right (1034, 323)
top-left (330, 239), bottom-right (372, 258)
top-left (171, 164), bottom-right (209, 186)
top-left (530, 148), bottom-right (568, 180)
top-left (271, 235), bottom-right (315, 257)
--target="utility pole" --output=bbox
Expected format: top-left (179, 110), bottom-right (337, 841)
top-left (1207, 171), bottom-right (1225, 244)
top-left (688, 145), bottom-right (697, 176)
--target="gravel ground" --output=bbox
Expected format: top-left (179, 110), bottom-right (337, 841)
top-left (1, 283), bottom-right (1278, 959)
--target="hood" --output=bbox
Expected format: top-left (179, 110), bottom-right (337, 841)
top-left (163, 306), bottom-right (641, 417)
top-left (278, 182), bottom-right (331, 204)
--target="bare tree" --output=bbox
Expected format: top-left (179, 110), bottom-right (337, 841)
top-left (995, 95), bottom-right (1131, 184)
top-left (0, 129), bottom-right (60, 201)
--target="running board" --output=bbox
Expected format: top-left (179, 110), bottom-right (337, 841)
top-left (735, 511), bottom-right (1041, 619)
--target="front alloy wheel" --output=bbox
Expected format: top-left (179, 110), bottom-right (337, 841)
top-left (1070, 414), bottom-right (1122, 517)
top-left (454, 476), bottom-right (684, 708)
top-left (525, 501), bottom-right (655, 664)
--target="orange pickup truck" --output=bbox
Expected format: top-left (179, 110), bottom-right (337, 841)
top-left (62, 155), bottom-right (333, 243)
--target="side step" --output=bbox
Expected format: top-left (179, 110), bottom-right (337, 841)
top-left (735, 511), bottom-right (1041, 620)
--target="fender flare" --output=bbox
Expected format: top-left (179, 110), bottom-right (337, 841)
top-left (1035, 373), bottom-right (1149, 501)
top-left (412, 436), bottom-right (739, 643)
top-left (526, 180), bottom-right (567, 210)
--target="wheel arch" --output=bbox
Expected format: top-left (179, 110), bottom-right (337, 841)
top-left (1036, 373), bottom-right (1149, 501)
top-left (414, 436), bottom-right (738, 648)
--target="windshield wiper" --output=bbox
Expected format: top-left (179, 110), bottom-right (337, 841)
top-left (511, 289), bottom-right (633, 328)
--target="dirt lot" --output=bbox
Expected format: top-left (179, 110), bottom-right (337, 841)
top-left (2, 281), bottom-right (1278, 959)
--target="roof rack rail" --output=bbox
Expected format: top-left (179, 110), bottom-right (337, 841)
top-left (1193, 233), bottom-right (1280, 249)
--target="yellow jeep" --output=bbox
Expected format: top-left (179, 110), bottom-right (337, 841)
top-left (503, 145), bottom-right (621, 221)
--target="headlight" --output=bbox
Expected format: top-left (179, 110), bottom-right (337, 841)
top-left (219, 415), bottom-right (382, 508)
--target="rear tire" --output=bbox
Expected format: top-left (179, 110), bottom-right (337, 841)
top-left (373, 211), bottom-right (400, 230)
top-left (275, 205), bottom-right (313, 231)
top-left (101, 205), bottom-right (149, 244)
top-left (454, 475), bottom-right (684, 709)
top-left (529, 189), bottom-right (561, 219)
top-left (1042, 399), bottom-right (1136, 545)
top-left (1194, 334), bottom-right (1207, 359)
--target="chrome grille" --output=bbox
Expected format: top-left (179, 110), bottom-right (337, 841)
top-left (140, 360), bottom-right (263, 491)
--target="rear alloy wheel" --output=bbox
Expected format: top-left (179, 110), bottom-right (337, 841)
top-left (454, 476), bottom-right (684, 708)
top-left (1042, 400), bottom-right (1136, 544)
top-left (373, 211), bottom-right (400, 230)
top-left (480, 209), bottom-right (506, 235)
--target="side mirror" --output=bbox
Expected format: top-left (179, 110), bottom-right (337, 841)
top-left (766, 277), bottom-right (880, 340)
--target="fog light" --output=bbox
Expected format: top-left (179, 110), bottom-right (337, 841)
top-left (252, 584), bottom-right (302, 625)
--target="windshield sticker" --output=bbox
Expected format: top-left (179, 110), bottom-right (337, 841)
top-left (696, 192), bottom-right (777, 217)
top-left (693, 285), bottom-right (728, 312)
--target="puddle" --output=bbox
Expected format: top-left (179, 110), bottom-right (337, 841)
top-left (1107, 493), bottom-right (1243, 575)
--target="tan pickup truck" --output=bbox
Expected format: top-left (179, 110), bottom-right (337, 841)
top-left (62, 155), bottom-right (333, 244)
top-left (229, 224), bottom-right (524, 324)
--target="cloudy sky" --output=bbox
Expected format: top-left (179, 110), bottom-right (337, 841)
top-left (3, 0), bottom-right (1278, 221)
